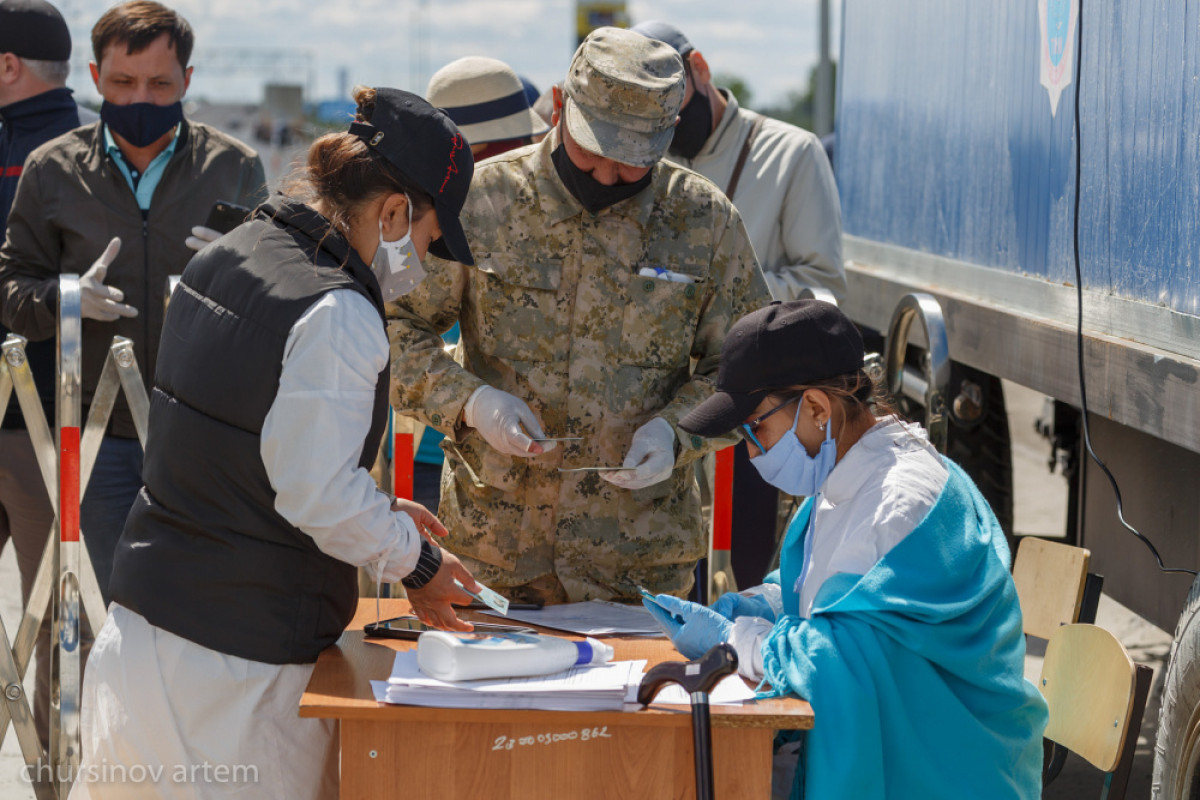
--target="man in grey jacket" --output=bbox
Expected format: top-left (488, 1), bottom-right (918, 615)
top-left (0, 0), bottom-right (266, 602)
top-left (633, 20), bottom-right (846, 591)
top-left (633, 20), bottom-right (845, 303)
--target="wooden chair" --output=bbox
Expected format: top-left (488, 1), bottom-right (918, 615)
top-left (1012, 537), bottom-right (1103, 639)
top-left (1037, 624), bottom-right (1153, 799)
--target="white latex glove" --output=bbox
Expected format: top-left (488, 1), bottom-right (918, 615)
top-left (184, 225), bottom-right (222, 253)
top-left (79, 237), bottom-right (137, 321)
top-left (604, 417), bottom-right (676, 490)
top-left (462, 385), bottom-right (555, 458)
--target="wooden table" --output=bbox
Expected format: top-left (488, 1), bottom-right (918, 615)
top-left (300, 599), bottom-right (813, 799)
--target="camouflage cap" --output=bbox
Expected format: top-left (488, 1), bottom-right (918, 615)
top-left (563, 26), bottom-right (685, 168)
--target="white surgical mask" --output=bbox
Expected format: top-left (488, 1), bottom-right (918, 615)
top-left (371, 195), bottom-right (427, 301)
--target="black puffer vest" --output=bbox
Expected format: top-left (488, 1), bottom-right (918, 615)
top-left (110, 199), bottom-right (389, 663)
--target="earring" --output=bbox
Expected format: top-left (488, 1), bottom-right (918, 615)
top-left (818, 420), bottom-right (827, 432)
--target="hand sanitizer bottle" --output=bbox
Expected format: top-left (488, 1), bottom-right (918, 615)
top-left (417, 630), bottom-right (614, 681)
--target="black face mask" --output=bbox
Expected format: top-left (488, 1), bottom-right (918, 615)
top-left (551, 142), bottom-right (653, 215)
top-left (101, 101), bottom-right (183, 148)
top-left (669, 81), bottom-right (713, 160)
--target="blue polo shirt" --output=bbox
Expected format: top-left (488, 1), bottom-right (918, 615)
top-left (104, 123), bottom-right (180, 210)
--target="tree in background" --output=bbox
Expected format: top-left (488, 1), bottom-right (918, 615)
top-left (712, 72), bottom-right (753, 109)
top-left (758, 60), bottom-right (837, 132)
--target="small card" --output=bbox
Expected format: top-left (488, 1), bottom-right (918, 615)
top-left (457, 579), bottom-right (510, 616)
top-left (636, 585), bottom-right (684, 624)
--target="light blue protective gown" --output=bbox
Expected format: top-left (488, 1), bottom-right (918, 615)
top-left (761, 460), bottom-right (1048, 800)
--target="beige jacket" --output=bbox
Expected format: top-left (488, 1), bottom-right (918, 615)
top-left (670, 91), bottom-right (846, 302)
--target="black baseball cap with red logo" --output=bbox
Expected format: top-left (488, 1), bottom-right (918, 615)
top-left (680, 300), bottom-right (865, 437)
top-left (348, 87), bottom-right (475, 266)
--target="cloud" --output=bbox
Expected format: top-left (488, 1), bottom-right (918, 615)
top-left (65, 0), bottom-right (833, 108)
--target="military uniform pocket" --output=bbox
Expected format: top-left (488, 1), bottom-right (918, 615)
top-left (618, 272), bottom-right (707, 367)
top-left (473, 255), bottom-right (565, 363)
top-left (442, 433), bottom-right (523, 493)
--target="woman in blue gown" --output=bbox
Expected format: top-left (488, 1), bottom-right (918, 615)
top-left (643, 300), bottom-right (1048, 800)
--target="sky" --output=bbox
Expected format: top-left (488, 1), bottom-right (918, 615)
top-left (56, 0), bottom-right (840, 110)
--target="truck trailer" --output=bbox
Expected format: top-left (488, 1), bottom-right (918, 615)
top-left (836, 0), bottom-right (1200, 793)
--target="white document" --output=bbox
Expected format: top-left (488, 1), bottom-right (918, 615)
top-left (372, 652), bottom-right (754, 710)
top-left (478, 600), bottom-right (666, 637)
top-left (373, 651), bottom-right (644, 712)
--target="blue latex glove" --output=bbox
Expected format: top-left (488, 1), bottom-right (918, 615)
top-left (642, 594), bottom-right (733, 660)
top-left (711, 591), bottom-right (774, 622)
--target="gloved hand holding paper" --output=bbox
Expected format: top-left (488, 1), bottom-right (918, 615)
top-left (604, 417), bottom-right (675, 490)
top-left (464, 385), bottom-right (554, 457)
top-left (642, 593), bottom-right (733, 660)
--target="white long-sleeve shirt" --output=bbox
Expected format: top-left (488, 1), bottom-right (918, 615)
top-left (670, 90), bottom-right (847, 302)
top-left (730, 417), bottom-right (949, 678)
top-left (259, 289), bottom-right (421, 584)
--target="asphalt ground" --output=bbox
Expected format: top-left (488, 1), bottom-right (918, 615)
top-left (0, 381), bottom-right (1175, 798)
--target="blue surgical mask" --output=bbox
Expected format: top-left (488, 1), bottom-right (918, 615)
top-left (748, 402), bottom-right (837, 496)
top-left (100, 101), bottom-right (183, 148)
top-left (372, 195), bottom-right (427, 302)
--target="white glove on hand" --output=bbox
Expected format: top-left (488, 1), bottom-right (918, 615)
top-left (184, 225), bottom-right (222, 253)
top-left (604, 417), bottom-right (676, 490)
top-left (80, 237), bottom-right (137, 321)
top-left (463, 385), bottom-right (555, 458)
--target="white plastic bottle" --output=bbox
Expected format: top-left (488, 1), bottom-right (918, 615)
top-left (416, 630), bottom-right (614, 681)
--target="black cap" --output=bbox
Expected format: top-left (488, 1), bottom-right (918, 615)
top-left (630, 20), bottom-right (695, 58)
top-left (348, 88), bottom-right (475, 266)
top-left (0, 0), bottom-right (71, 61)
top-left (680, 300), bottom-right (864, 437)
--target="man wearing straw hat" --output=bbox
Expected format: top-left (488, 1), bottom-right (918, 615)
top-left (389, 27), bottom-right (769, 605)
top-left (427, 56), bottom-right (549, 162)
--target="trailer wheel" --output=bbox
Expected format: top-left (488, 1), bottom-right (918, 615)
top-left (897, 363), bottom-right (1013, 537)
top-left (1153, 573), bottom-right (1200, 799)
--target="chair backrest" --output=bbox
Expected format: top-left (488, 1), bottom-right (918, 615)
top-left (1012, 537), bottom-right (1092, 640)
top-left (1039, 624), bottom-right (1138, 773)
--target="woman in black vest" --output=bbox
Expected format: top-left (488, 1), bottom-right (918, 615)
top-left (73, 88), bottom-right (480, 800)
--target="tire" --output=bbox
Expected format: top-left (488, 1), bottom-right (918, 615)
top-left (1152, 573), bottom-right (1200, 799)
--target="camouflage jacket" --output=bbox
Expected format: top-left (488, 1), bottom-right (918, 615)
top-left (388, 131), bottom-right (769, 601)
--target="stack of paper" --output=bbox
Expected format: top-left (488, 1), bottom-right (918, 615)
top-left (369, 652), bottom-right (759, 710)
top-left (478, 600), bottom-right (665, 636)
top-left (371, 651), bottom-right (645, 712)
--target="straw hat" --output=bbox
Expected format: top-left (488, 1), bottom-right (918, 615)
top-left (427, 57), bottom-right (550, 145)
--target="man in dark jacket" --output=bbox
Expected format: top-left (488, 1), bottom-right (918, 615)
top-left (0, 0), bottom-right (99, 749)
top-left (0, 0), bottom-right (267, 610)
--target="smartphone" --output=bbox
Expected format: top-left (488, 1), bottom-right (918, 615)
top-left (637, 585), bottom-right (685, 625)
top-left (464, 600), bottom-right (545, 612)
top-left (204, 200), bottom-right (252, 235)
top-left (363, 615), bottom-right (535, 640)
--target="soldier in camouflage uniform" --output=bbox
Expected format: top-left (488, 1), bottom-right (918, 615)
top-left (389, 27), bottom-right (769, 603)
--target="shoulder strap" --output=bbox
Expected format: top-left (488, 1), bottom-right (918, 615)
top-left (725, 114), bottom-right (766, 199)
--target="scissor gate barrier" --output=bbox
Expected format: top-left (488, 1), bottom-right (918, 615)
top-left (0, 274), bottom-right (157, 798)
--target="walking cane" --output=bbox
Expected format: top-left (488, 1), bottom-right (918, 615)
top-left (637, 643), bottom-right (738, 800)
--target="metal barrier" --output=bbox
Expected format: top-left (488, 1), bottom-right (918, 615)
top-left (0, 275), bottom-right (155, 797)
top-left (0, 333), bottom-right (60, 799)
top-left (884, 292), bottom-right (951, 452)
top-left (50, 276), bottom-right (83, 796)
top-left (706, 446), bottom-right (737, 599)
